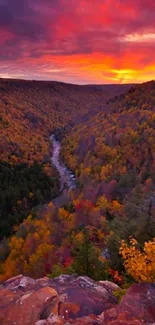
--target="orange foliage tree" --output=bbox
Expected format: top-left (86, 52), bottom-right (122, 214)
top-left (120, 237), bottom-right (155, 282)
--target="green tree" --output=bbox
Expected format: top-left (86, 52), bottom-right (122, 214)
top-left (70, 229), bottom-right (107, 280)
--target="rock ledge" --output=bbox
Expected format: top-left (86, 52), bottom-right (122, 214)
top-left (0, 274), bottom-right (155, 325)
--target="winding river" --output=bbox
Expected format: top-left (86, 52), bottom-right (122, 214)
top-left (50, 135), bottom-right (76, 192)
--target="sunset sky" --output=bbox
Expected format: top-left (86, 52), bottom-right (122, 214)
top-left (0, 0), bottom-right (155, 84)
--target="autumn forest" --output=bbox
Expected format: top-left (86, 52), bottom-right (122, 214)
top-left (0, 78), bottom-right (155, 285)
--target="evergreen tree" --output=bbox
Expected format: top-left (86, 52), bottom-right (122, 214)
top-left (70, 229), bottom-right (106, 280)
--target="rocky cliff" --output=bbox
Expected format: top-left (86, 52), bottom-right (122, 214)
top-left (0, 274), bottom-right (155, 325)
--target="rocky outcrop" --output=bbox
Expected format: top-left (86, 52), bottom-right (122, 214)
top-left (0, 274), bottom-right (118, 325)
top-left (0, 274), bottom-right (155, 325)
top-left (104, 282), bottom-right (155, 325)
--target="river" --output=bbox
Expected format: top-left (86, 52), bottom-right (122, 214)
top-left (50, 135), bottom-right (76, 192)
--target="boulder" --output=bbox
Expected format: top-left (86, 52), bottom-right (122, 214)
top-left (104, 283), bottom-right (155, 324)
top-left (0, 285), bottom-right (58, 325)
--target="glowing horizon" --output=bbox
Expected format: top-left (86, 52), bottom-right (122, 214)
top-left (0, 0), bottom-right (155, 84)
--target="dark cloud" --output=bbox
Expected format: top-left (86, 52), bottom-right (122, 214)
top-left (0, 0), bottom-right (48, 41)
top-left (0, 0), bottom-right (30, 27)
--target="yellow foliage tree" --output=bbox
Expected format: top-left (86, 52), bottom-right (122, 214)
top-left (0, 236), bottom-right (25, 281)
top-left (0, 216), bottom-right (54, 281)
top-left (96, 195), bottom-right (110, 211)
top-left (120, 237), bottom-right (155, 282)
top-left (25, 243), bottom-right (55, 278)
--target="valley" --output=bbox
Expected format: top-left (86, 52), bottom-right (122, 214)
top-left (0, 79), bottom-right (155, 289)
top-left (0, 0), bottom-right (155, 323)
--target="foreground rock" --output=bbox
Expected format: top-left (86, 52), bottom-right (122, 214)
top-left (0, 275), bottom-right (155, 325)
top-left (0, 275), bottom-right (118, 325)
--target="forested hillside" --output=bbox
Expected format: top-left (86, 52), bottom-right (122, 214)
top-left (61, 80), bottom-right (155, 270)
top-left (0, 78), bottom-right (131, 165)
top-left (0, 80), bottom-right (155, 285)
